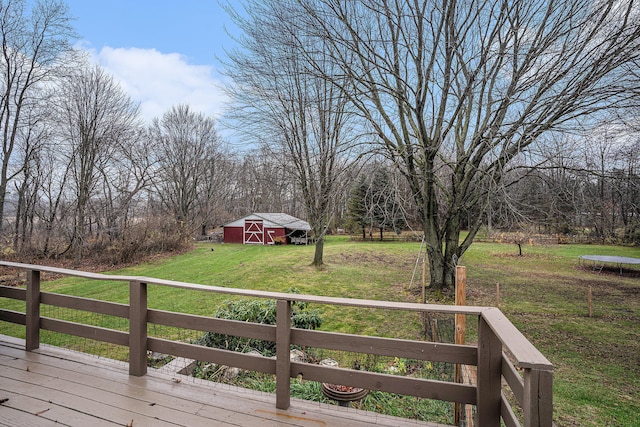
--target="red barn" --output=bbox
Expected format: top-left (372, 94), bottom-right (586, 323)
top-left (223, 213), bottom-right (311, 245)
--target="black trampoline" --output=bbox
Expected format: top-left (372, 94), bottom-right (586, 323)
top-left (578, 255), bottom-right (640, 274)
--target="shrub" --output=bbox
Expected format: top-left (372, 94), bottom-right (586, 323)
top-left (198, 288), bottom-right (322, 357)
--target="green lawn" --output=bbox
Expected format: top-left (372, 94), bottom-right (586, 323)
top-left (462, 241), bottom-right (640, 427)
top-left (1, 236), bottom-right (639, 426)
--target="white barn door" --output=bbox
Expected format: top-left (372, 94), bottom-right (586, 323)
top-left (244, 220), bottom-right (263, 244)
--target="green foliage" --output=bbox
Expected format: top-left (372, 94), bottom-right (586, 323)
top-left (198, 288), bottom-right (322, 356)
top-left (346, 175), bottom-right (369, 235)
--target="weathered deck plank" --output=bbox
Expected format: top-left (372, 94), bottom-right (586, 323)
top-left (0, 336), bottom-right (451, 427)
top-left (0, 381), bottom-right (120, 426)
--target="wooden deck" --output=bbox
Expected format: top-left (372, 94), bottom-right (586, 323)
top-left (0, 261), bottom-right (555, 426)
top-left (0, 335), bottom-right (450, 427)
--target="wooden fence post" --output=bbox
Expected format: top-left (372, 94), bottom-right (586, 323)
top-left (129, 280), bottom-right (148, 376)
top-left (422, 259), bottom-right (427, 334)
top-left (25, 270), bottom-right (41, 351)
top-left (455, 266), bottom-right (467, 344)
top-left (455, 266), bottom-right (467, 425)
top-left (422, 258), bottom-right (427, 301)
top-left (523, 368), bottom-right (554, 427)
top-left (477, 315), bottom-right (502, 426)
top-left (276, 299), bottom-right (292, 409)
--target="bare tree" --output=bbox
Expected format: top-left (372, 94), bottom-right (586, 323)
top-left (225, 1), bottom-right (359, 266)
top-left (346, 162), bottom-right (408, 240)
top-left (490, 135), bottom-right (584, 236)
top-left (11, 101), bottom-right (50, 253)
top-left (292, 0), bottom-right (640, 289)
top-left (57, 64), bottom-right (141, 260)
top-left (576, 127), bottom-right (640, 243)
top-left (95, 127), bottom-right (154, 239)
top-left (615, 138), bottom-right (640, 243)
top-left (0, 0), bottom-right (75, 233)
top-left (196, 143), bottom-right (237, 236)
top-left (33, 138), bottom-right (72, 257)
top-left (149, 104), bottom-right (223, 236)
top-left (228, 147), bottom-right (303, 219)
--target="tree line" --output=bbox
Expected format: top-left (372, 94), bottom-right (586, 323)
top-left (1, 0), bottom-right (639, 291)
top-left (225, 0), bottom-right (640, 289)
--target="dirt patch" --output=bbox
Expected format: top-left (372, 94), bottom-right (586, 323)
top-left (620, 285), bottom-right (640, 295)
top-left (578, 277), bottom-right (619, 288)
top-left (492, 251), bottom-right (560, 260)
top-left (331, 251), bottom-right (412, 268)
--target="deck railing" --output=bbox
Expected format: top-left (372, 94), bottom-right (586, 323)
top-left (0, 261), bottom-right (553, 427)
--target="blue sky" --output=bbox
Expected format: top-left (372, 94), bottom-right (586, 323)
top-left (65, 0), bottom-right (239, 124)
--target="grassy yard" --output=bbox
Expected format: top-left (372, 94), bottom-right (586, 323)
top-left (1, 236), bottom-right (639, 426)
top-left (461, 241), bottom-right (640, 427)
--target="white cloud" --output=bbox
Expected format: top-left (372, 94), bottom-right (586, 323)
top-left (85, 46), bottom-right (230, 123)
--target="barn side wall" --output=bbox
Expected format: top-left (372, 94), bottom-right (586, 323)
top-left (223, 226), bottom-right (244, 244)
top-left (265, 227), bottom-right (286, 245)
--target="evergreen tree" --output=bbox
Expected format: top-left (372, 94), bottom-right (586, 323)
top-left (346, 175), bottom-right (369, 239)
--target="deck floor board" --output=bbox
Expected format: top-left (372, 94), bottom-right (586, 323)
top-left (0, 335), bottom-right (451, 426)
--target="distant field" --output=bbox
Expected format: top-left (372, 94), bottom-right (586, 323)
top-left (1, 236), bottom-right (639, 426)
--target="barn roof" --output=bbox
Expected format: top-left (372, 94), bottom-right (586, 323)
top-left (224, 213), bottom-right (311, 231)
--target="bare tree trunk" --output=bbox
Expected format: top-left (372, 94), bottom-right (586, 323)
top-left (312, 236), bottom-right (324, 267)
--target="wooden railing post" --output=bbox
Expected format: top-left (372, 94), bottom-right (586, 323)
top-left (25, 270), bottom-right (41, 351)
top-left (129, 280), bottom-right (148, 376)
top-left (477, 315), bottom-right (502, 426)
top-left (524, 368), bottom-right (554, 427)
top-left (276, 299), bottom-right (291, 409)
top-left (455, 266), bottom-right (467, 425)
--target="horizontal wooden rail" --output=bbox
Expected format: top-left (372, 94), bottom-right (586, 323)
top-left (41, 292), bottom-right (129, 318)
top-left (40, 317), bottom-right (129, 346)
top-left (148, 309), bottom-right (276, 341)
top-left (0, 309), bottom-right (25, 325)
top-left (502, 353), bottom-right (524, 406)
top-left (481, 308), bottom-right (552, 371)
top-left (291, 328), bottom-right (478, 365)
top-left (502, 392), bottom-right (520, 427)
top-left (0, 261), bottom-right (553, 427)
top-left (0, 260), bottom-right (486, 314)
top-left (290, 362), bottom-right (477, 404)
top-left (0, 286), bottom-right (25, 300)
top-left (148, 337), bottom-right (276, 374)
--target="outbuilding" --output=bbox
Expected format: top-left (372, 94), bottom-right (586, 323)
top-left (223, 213), bottom-right (311, 245)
